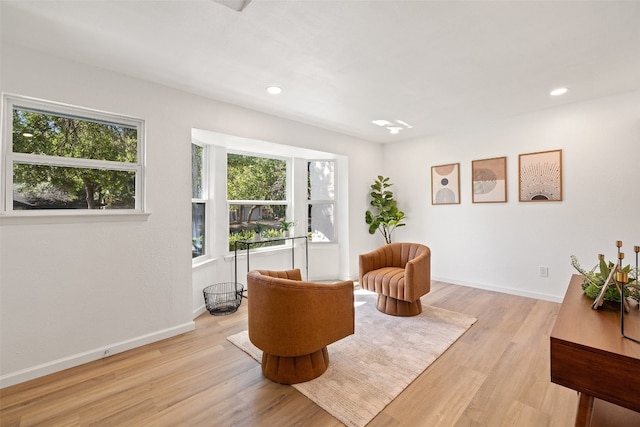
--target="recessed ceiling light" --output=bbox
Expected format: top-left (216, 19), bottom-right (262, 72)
top-left (266, 86), bottom-right (282, 95)
top-left (550, 87), bottom-right (568, 96)
top-left (387, 127), bottom-right (403, 134)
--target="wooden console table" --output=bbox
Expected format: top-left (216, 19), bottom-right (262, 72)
top-left (550, 274), bottom-right (640, 426)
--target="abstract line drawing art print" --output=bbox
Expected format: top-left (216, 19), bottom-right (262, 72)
top-left (472, 156), bottom-right (507, 203)
top-left (518, 149), bottom-right (562, 202)
top-left (431, 163), bottom-right (460, 205)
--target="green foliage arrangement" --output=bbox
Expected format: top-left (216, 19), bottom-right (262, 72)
top-left (228, 228), bottom-right (284, 251)
top-left (570, 255), bottom-right (640, 302)
top-left (253, 222), bottom-right (269, 235)
top-left (365, 175), bottom-right (406, 244)
top-left (280, 220), bottom-right (295, 231)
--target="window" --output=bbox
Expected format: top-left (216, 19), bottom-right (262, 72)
top-left (308, 160), bottom-right (335, 242)
top-left (192, 143), bottom-right (207, 259)
top-left (2, 95), bottom-right (144, 213)
top-left (227, 153), bottom-right (288, 251)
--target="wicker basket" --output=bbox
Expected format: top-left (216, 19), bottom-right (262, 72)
top-left (203, 282), bottom-right (244, 315)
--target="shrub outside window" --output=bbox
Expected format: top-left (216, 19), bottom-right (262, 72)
top-left (2, 95), bottom-right (144, 213)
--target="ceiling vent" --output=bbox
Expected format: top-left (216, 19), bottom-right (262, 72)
top-left (211, 0), bottom-right (253, 12)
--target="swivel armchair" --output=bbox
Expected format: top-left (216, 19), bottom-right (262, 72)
top-left (359, 242), bottom-right (431, 316)
top-left (247, 269), bottom-right (354, 384)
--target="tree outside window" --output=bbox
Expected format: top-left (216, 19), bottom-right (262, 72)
top-left (227, 153), bottom-right (287, 250)
top-left (4, 96), bottom-right (143, 212)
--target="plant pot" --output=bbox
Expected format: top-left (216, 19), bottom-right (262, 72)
top-left (254, 233), bottom-right (261, 241)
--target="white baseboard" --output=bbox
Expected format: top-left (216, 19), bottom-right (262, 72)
top-left (193, 304), bottom-right (207, 318)
top-left (0, 321), bottom-right (195, 389)
top-left (434, 276), bottom-right (564, 303)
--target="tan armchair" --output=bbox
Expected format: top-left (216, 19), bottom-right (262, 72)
top-left (247, 269), bottom-right (354, 384)
top-left (359, 242), bottom-right (431, 316)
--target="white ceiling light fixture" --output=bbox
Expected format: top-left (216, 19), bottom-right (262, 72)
top-left (395, 120), bottom-right (413, 129)
top-left (550, 87), bottom-right (568, 96)
top-left (266, 86), bottom-right (282, 95)
top-left (372, 119), bottom-right (413, 134)
top-left (211, 0), bottom-right (253, 12)
top-left (387, 127), bottom-right (403, 134)
top-left (372, 119), bottom-right (392, 127)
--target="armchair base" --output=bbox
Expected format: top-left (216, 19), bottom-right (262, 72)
top-left (376, 294), bottom-right (423, 317)
top-left (261, 347), bottom-right (329, 384)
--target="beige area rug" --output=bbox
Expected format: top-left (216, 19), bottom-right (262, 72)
top-left (227, 290), bottom-right (476, 427)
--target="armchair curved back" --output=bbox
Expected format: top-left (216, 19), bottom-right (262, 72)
top-left (359, 242), bottom-right (431, 303)
top-left (247, 269), bottom-right (355, 357)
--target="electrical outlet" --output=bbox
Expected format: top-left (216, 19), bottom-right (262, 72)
top-left (539, 266), bottom-right (549, 278)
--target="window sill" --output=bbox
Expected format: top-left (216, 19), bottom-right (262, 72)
top-left (0, 211), bottom-right (151, 226)
top-left (192, 257), bottom-right (218, 269)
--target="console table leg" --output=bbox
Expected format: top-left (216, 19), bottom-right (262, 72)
top-left (575, 392), bottom-right (594, 427)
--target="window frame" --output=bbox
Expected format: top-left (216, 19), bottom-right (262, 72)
top-left (1, 94), bottom-right (146, 216)
top-left (307, 159), bottom-right (336, 243)
top-left (226, 151), bottom-right (290, 252)
top-left (192, 142), bottom-right (208, 261)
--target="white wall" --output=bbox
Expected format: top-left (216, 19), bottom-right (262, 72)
top-left (386, 90), bottom-right (640, 301)
top-left (0, 43), bottom-right (380, 387)
top-left (5, 39), bottom-right (636, 389)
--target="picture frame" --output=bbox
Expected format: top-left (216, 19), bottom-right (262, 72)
top-left (472, 156), bottom-right (507, 203)
top-left (431, 163), bottom-right (460, 205)
top-left (518, 149), bottom-right (562, 202)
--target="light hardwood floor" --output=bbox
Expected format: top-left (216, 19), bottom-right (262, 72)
top-left (1, 281), bottom-right (581, 426)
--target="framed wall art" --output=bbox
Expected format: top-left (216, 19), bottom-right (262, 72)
top-left (518, 149), bottom-right (562, 202)
top-left (431, 163), bottom-right (460, 205)
top-left (472, 156), bottom-right (507, 203)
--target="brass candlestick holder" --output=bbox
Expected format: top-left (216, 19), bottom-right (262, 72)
top-left (591, 241), bottom-right (637, 313)
top-left (616, 241), bottom-right (640, 344)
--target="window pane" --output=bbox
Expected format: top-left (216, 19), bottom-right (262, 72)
top-left (192, 202), bottom-right (206, 258)
top-left (13, 108), bottom-right (138, 163)
top-left (229, 203), bottom-right (286, 251)
top-left (308, 203), bottom-right (334, 242)
top-left (192, 144), bottom-right (204, 199)
top-left (308, 161), bottom-right (334, 200)
top-left (13, 163), bottom-right (135, 210)
top-left (227, 154), bottom-right (286, 201)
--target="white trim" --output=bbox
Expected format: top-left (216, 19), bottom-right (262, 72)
top-left (193, 304), bottom-right (207, 318)
top-left (433, 276), bottom-right (564, 303)
top-left (0, 211), bottom-right (150, 226)
top-left (1, 93), bottom-right (146, 214)
top-left (0, 321), bottom-right (195, 389)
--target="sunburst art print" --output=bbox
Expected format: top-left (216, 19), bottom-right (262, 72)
top-left (518, 149), bottom-right (562, 202)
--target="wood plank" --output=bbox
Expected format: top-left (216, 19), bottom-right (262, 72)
top-left (0, 281), bottom-right (620, 426)
top-left (550, 275), bottom-right (640, 413)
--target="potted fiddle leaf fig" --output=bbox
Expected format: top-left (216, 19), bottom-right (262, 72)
top-left (365, 175), bottom-right (406, 244)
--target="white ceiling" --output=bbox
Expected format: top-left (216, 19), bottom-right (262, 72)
top-left (2, 0), bottom-right (640, 143)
